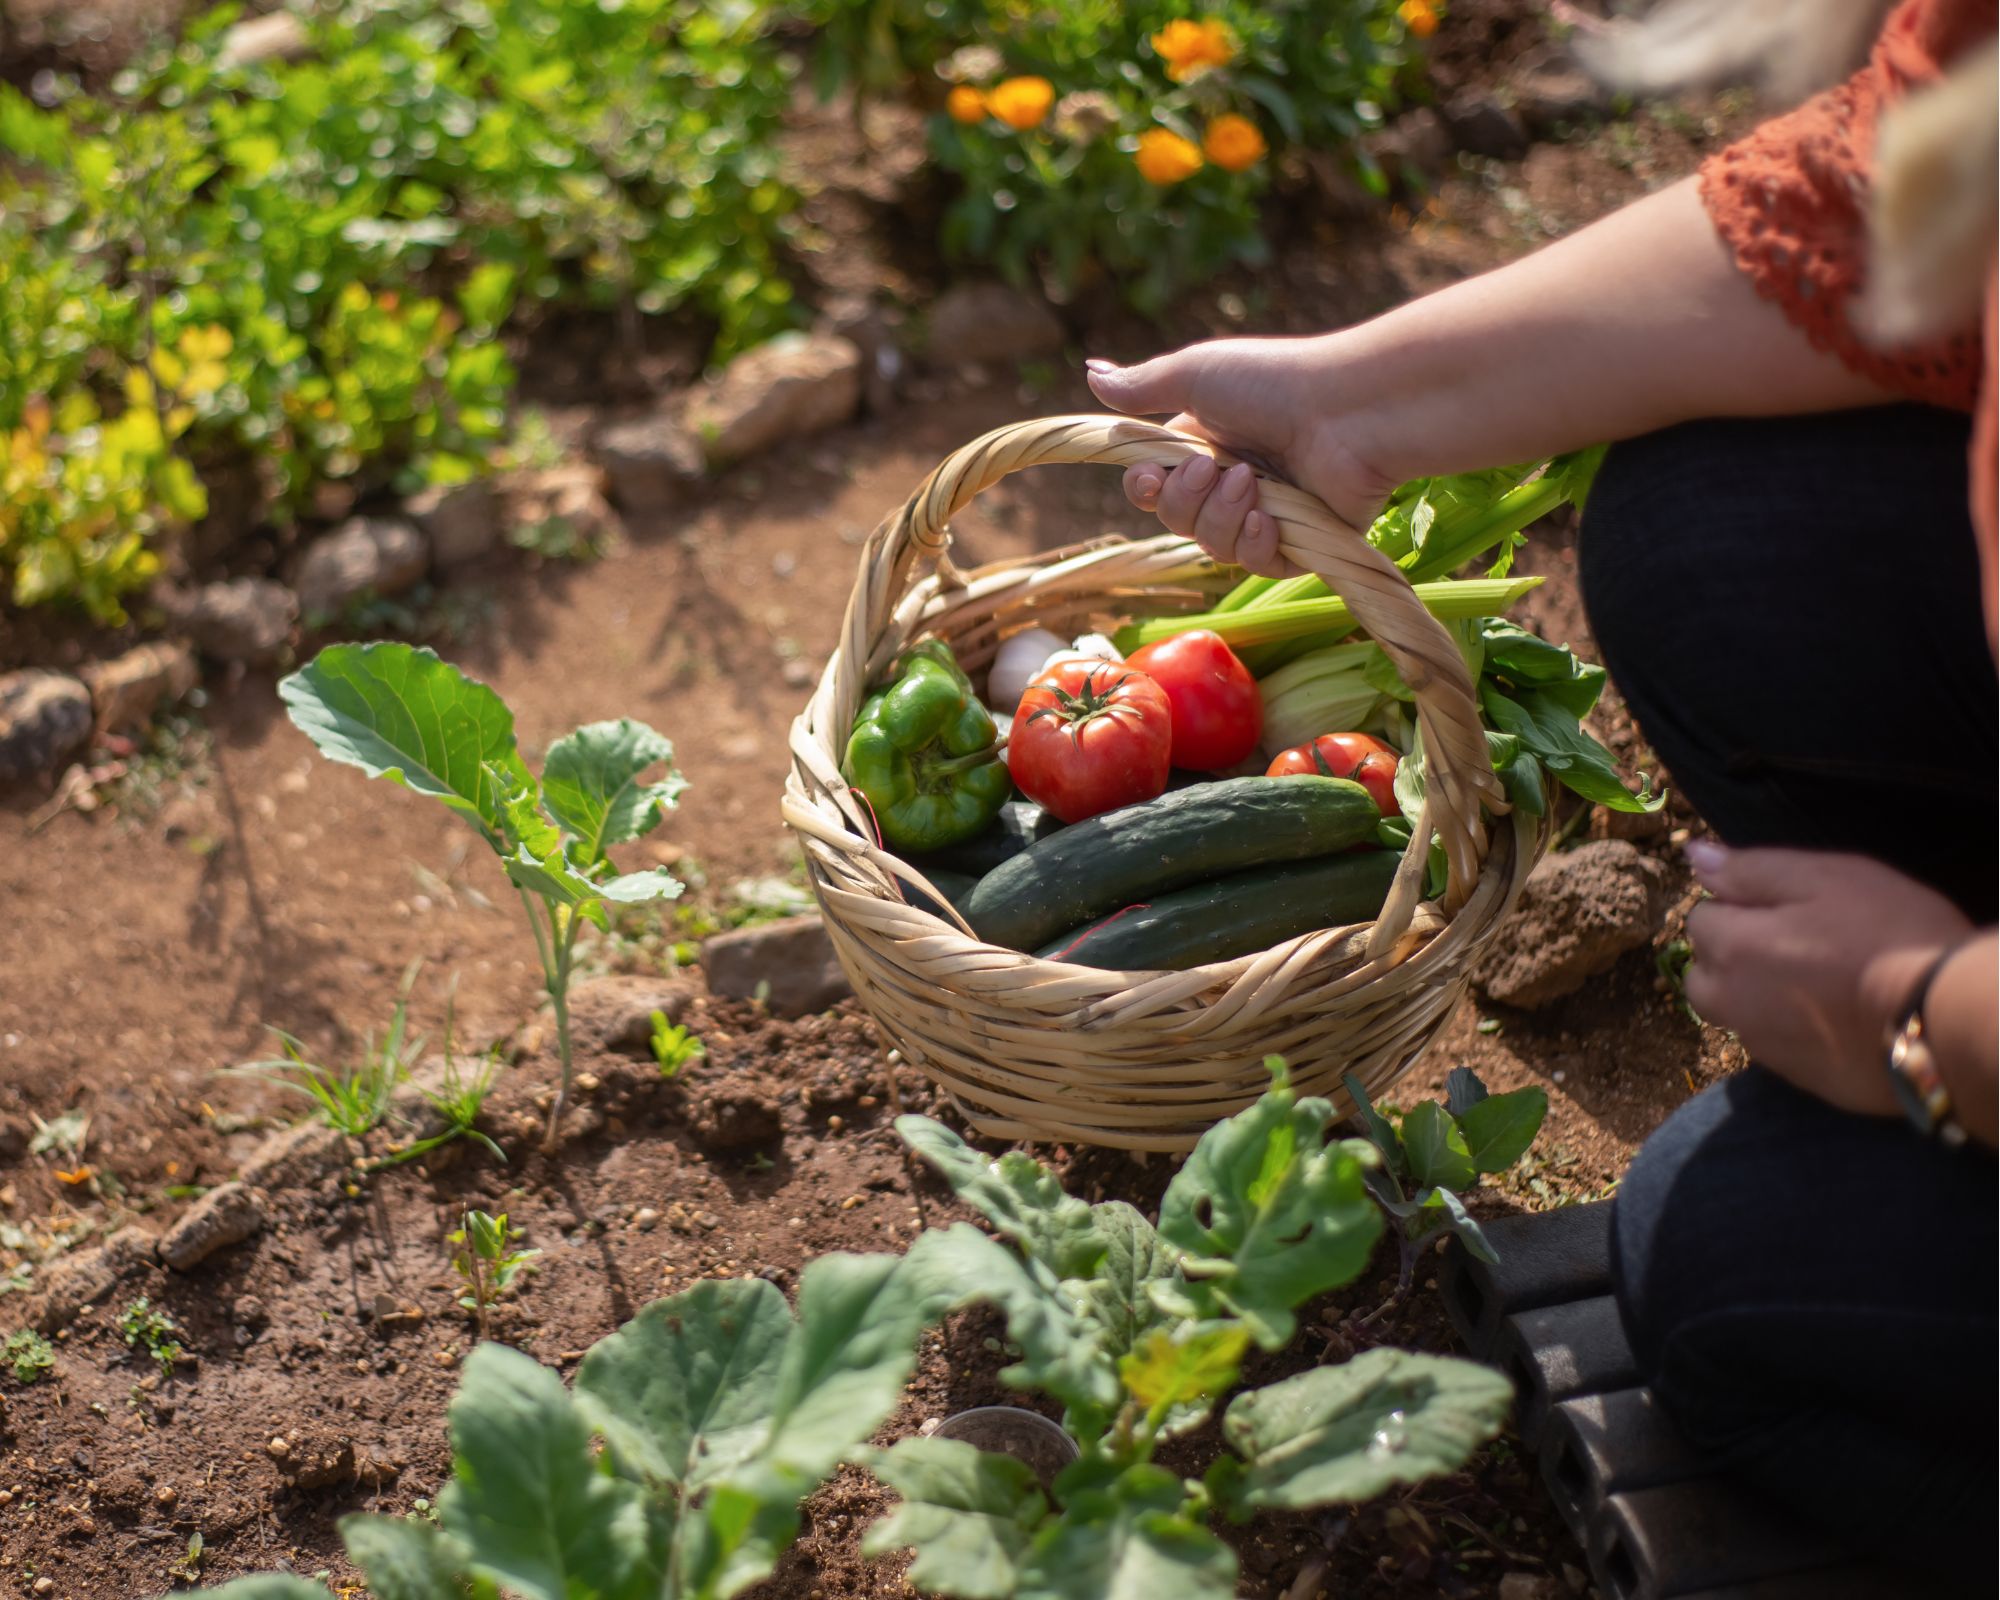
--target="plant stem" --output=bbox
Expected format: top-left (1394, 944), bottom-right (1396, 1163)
top-left (541, 908), bottom-right (583, 1152)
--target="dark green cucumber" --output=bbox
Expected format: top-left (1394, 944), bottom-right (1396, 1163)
top-left (902, 868), bottom-right (978, 921)
top-left (910, 800), bottom-right (1063, 877)
top-left (1036, 848), bottom-right (1400, 970)
top-left (959, 775), bottom-right (1380, 953)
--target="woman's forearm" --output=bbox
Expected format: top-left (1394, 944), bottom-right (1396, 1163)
top-left (1926, 931), bottom-right (1998, 1148)
top-left (1327, 177), bottom-right (1899, 485)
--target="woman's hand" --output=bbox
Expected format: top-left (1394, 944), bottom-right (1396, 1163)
top-left (1085, 338), bottom-right (1401, 577)
top-left (1684, 841), bottom-right (1979, 1119)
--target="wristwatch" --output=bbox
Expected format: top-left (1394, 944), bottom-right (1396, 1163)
top-left (1884, 947), bottom-right (1967, 1147)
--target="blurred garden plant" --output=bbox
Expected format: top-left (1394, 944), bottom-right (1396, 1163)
top-left (801, 2), bottom-right (1426, 309)
top-left (0, 0), bottom-right (795, 619)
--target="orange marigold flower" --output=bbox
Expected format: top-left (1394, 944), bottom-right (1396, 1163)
top-left (986, 75), bottom-right (1055, 131)
top-left (1135, 128), bottom-right (1204, 185)
top-left (1202, 113), bottom-right (1267, 172)
top-left (1150, 18), bottom-right (1236, 82)
top-left (946, 84), bottom-right (988, 124)
top-left (1398, 0), bottom-right (1440, 39)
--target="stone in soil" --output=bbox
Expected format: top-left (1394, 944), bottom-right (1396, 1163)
top-left (405, 478), bottom-right (501, 568)
top-left (1474, 840), bottom-right (1670, 1009)
top-left (238, 1121), bottom-right (349, 1191)
top-left (294, 514), bottom-right (429, 618)
top-left (176, 577), bottom-right (297, 663)
top-left (701, 914), bottom-right (853, 1020)
top-left (594, 412), bottom-right (705, 516)
top-left (0, 669), bottom-right (91, 781)
top-left (1440, 90), bottom-right (1531, 160)
top-left (566, 973), bottom-right (697, 1054)
top-left (684, 332), bottom-right (862, 468)
top-left (81, 641), bottom-right (198, 735)
top-left (268, 1426), bottom-right (356, 1490)
top-left (158, 1181), bottom-right (266, 1270)
top-left (923, 283), bottom-right (1065, 367)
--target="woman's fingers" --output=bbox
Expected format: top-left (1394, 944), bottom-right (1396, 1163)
top-left (1153, 454), bottom-right (1220, 540)
top-left (1191, 461), bottom-right (1257, 561)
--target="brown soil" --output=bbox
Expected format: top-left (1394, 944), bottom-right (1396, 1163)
top-left (1, 2), bottom-right (1760, 1595)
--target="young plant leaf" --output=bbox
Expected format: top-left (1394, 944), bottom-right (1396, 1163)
top-left (437, 1343), bottom-right (669, 1600)
top-left (575, 1278), bottom-right (793, 1489)
top-left (338, 1514), bottom-right (475, 1600)
top-left (1117, 1323), bottom-right (1251, 1424)
top-left (541, 718), bottom-right (687, 865)
top-left (1340, 1072), bottom-right (1406, 1178)
top-left (1400, 1102), bottom-right (1477, 1194)
top-left (903, 1224), bottom-right (1121, 1420)
top-left (1456, 1086), bottom-right (1548, 1174)
top-left (192, 1582), bottom-right (332, 1600)
top-left (1442, 1067), bottom-right (1488, 1119)
top-left (862, 1437), bottom-right (1050, 1600)
top-left (675, 1461), bottom-right (813, 1600)
top-left (1015, 1462), bottom-right (1235, 1600)
top-left (1480, 684), bottom-right (1662, 813)
top-left (1417, 1186), bottom-right (1499, 1265)
top-left (279, 643), bottom-right (532, 846)
top-left (1154, 1084), bottom-right (1383, 1350)
top-left (896, 1116), bottom-right (1106, 1283)
top-left (1218, 1348), bottom-right (1515, 1513)
top-left (1068, 1201), bottom-right (1178, 1364)
top-left (503, 844), bottom-right (684, 928)
top-left (761, 1252), bottom-right (934, 1482)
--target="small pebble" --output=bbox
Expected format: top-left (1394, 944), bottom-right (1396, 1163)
top-left (267, 1436), bottom-right (291, 1459)
top-left (575, 1073), bottom-right (600, 1094)
top-left (35, 1579), bottom-right (55, 1596)
top-left (634, 1207), bottom-right (661, 1232)
top-left (827, 1114), bottom-right (844, 1132)
top-left (155, 1484), bottom-right (177, 1508)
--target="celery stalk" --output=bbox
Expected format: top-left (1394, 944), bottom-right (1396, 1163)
top-left (1213, 573), bottom-right (1280, 612)
top-left (1111, 576), bottom-right (1544, 655)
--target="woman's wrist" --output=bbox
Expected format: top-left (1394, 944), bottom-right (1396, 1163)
top-left (1921, 931), bottom-right (1999, 1147)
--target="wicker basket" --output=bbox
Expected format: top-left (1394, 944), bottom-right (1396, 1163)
top-left (783, 415), bottom-right (1553, 1152)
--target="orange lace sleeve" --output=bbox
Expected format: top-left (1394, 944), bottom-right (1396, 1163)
top-left (1698, 0), bottom-right (1991, 411)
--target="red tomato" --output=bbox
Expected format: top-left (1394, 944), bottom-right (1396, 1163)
top-left (1124, 630), bottom-right (1262, 771)
top-left (1265, 733), bottom-right (1400, 817)
top-left (1011, 660), bottom-right (1173, 822)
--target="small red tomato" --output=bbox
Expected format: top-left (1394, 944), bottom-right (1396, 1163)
top-left (1124, 629), bottom-right (1262, 770)
top-left (1011, 660), bottom-right (1173, 822)
top-left (1265, 733), bottom-right (1401, 817)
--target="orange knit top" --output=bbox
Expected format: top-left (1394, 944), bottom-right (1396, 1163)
top-left (1698, 0), bottom-right (1998, 645)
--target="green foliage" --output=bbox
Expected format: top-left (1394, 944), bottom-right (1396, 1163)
top-left (1344, 1067), bottom-right (1549, 1296)
top-left (651, 1013), bottom-right (707, 1078)
top-left (449, 1209), bottom-right (541, 1336)
top-left (118, 1296), bottom-right (185, 1376)
top-left (374, 990), bottom-right (507, 1170)
top-left (228, 969), bottom-right (423, 1137)
top-left (6, 1328), bottom-right (55, 1384)
top-left (877, 1065), bottom-right (1512, 1598)
top-left (801, 1), bottom-right (1418, 310)
top-left (279, 642), bottom-right (686, 1141)
top-left (0, 0), bottom-right (795, 618)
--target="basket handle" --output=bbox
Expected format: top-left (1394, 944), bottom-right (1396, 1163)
top-left (848, 413), bottom-right (1505, 950)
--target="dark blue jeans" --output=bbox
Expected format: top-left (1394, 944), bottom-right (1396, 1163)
top-left (1579, 407), bottom-right (1999, 1587)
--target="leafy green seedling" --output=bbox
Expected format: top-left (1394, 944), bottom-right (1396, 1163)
top-left (1656, 937), bottom-right (1702, 1024)
top-left (870, 1060), bottom-right (1515, 1599)
top-left (229, 967), bottom-right (423, 1138)
top-left (280, 643), bottom-right (687, 1147)
top-left (176, 1532), bottom-right (204, 1582)
top-left (1344, 1066), bottom-right (1548, 1311)
top-left (119, 1296), bottom-right (185, 1376)
top-left (6, 1329), bottom-right (55, 1383)
top-left (650, 1011), bottom-right (706, 1078)
top-left (449, 1210), bottom-right (540, 1339)
top-left (186, 1251), bottom-right (935, 1600)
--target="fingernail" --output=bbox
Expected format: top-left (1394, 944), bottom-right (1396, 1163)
top-left (1183, 455), bottom-right (1217, 490)
top-left (1134, 472), bottom-right (1161, 501)
top-left (1243, 509), bottom-right (1263, 542)
top-left (1684, 838), bottom-right (1726, 877)
top-left (1085, 358), bottom-right (1117, 375)
top-left (1218, 462), bottom-right (1253, 500)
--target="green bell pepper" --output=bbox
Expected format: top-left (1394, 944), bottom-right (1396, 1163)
top-left (843, 638), bottom-right (1012, 852)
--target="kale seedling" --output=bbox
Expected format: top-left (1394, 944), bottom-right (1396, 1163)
top-left (449, 1210), bottom-right (540, 1339)
top-left (650, 1011), bottom-right (706, 1078)
top-left (6, 1329), bottom-right (55, 1384)
top-left (119, 1296), bottom-right (185, 1376)
top-left (281, 643), bottom-right (686, 1148)
top-left (1344, 1066), bottom-right (1548, 1309)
